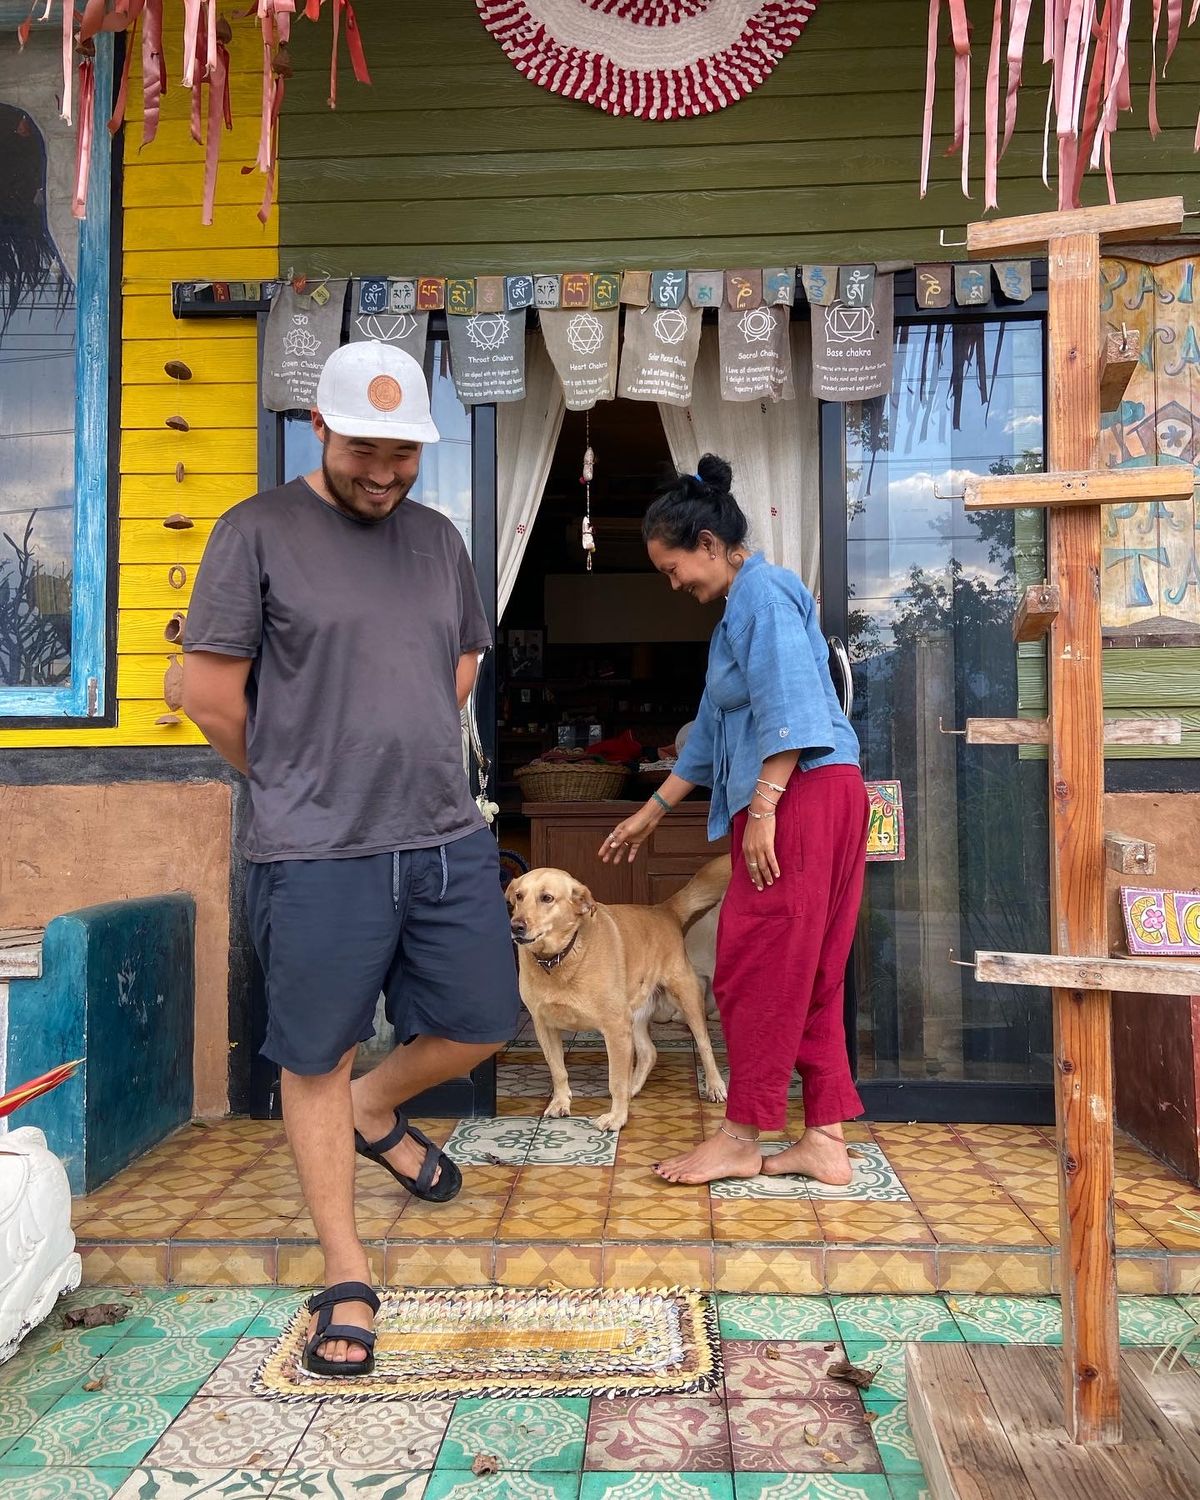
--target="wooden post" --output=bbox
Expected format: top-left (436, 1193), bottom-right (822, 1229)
top-left (1045, 232), bottom-right (1121, 1445)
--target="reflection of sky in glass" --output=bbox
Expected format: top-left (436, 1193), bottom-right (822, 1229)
top-left (0, 289), bottom-right (76, 574)
top-left (283, 342), bottom-right (472, 546)
top-left (846, 322), bottom-right (1043, 622)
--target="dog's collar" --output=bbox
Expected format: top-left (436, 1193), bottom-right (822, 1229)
top-left (535, 930), bottom-right (580, 972)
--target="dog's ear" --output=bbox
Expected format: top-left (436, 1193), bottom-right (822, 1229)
top-left (570, 883), bottom-right (595, 917)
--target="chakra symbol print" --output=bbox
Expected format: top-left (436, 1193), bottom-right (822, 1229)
top-left (567, 312), bottom-right (606, 356)
top-left (653, 309), bottom-right (689, 345)
top-left (826, 302), bottom-right (877, 342)
top-left (738, 307), bottom-right (777, 343)
top-left (466, 314), bottom-right (512, 351)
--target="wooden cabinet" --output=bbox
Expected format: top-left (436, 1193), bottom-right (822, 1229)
top-left (524, 800), bottom-right (729, 905)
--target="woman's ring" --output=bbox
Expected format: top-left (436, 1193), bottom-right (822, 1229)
top-left (609, 836), bottom-right (621, 847)
top-left (747, 860), bottom-right (759, 867)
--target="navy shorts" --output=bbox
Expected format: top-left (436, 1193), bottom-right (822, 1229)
top-left (245, 826), bottom-right (522, 1075)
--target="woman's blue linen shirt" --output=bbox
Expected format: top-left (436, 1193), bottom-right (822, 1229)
top-left (672, 552), bottom-right (861, 840)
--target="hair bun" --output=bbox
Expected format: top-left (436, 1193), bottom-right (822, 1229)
top-left (696, 453), bottom-right (732, 492)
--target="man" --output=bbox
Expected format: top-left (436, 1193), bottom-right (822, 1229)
top-left (183, 341), bottom-right (519, 1376)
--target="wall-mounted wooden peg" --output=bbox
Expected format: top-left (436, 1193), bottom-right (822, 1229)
top-left (164, 611), bottom-right (186, 644)
top-left (175, 462), bottom-right (185, 483)
top-left (154, 713), bottom-right (182, 726)
top-left (1100, 326), bottom-right (1142, 414)
top-left (163, 655), bottom-right (184, 711)
top-left (165, 415), bottom-right (190, 431)
top-left (163, 359), bottom-right (193, 380)
top-left (1104, 832), bottom-right (1157, 875)
top-left (163, 513), bottom-right (193, 530)
top-left (1013, 583), bottom-right (1061, 644)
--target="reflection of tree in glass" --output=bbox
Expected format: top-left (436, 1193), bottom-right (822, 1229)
top-left (0, 512), bottom-right (72, 686)
top-left (0, 103), bottom-right (70, 336)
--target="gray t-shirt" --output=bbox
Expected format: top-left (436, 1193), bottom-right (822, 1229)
top-left (185, 478), bottom-right (491, 861)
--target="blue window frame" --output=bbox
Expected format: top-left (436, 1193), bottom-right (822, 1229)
top-left (0, 37), bottom-right (112, 719)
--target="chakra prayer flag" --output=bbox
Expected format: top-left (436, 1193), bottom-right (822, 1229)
top-left (446, 310), bottom-right (527, 405)
top-left (838, 264), bottom-right (875, 309)
top-left (915, 265), bottom-right (952, 308)
top-left (348, 298), bottom-right (429, 365)
top-left (561, 273), bottom-right (593, 308)
top-left (446, 278), bottom-right (476, 315)
top-left (592, 272), bottom-right (621, 310)
top-left (763, 268), bottom-right (796, 306)
top-left (725, 269), bottom-right (762, 310)
top-left (993, 260), bottom-right (1033, 302)
top-left (651, 270), bottom-right (688, 309)
top-left (534, 274), bottom-right (561, 309)
top-left (506, 274), bottom-right (536, 311)
top-left (417, 277), bottom-right (446, 311)
top-left (539, 308), bottom-right (620, 410)
top-left (718, 302), bottom-right (793, 402)
top-left (801, 265), bottom-right (836, 306)
top-left (358, 277), bottom-right (388, 315)
top-left (618, 302), bottom-right (703, 407)
top-left (953, 264), bottom-right (990, 306)
top-left (475, 276), bottom-right (505, 313)
top-left (687, 271), bottom-right (722, 309)
top-left (261, 280), bottom-right (349, 412)
top-left (620, 270), bottom-right (651, 306)
top-left (810, 273), bottom-right (895, 402)
top-left (389, 279), bottom-right (417, 313)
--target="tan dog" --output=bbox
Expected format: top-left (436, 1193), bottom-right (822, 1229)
top-left (507, 859), bottom-right (730, 1131)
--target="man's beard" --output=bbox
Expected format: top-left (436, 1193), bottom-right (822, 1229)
top-left (320, 450), bottom-right (410, 524)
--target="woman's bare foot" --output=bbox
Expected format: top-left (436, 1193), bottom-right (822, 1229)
top-left (761, 1125), bottom-right (854, 1187)
top-left (654, 1126), bottom-right (762, 1185)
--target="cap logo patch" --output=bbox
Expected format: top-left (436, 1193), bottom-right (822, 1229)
top-left (367, 374), bottom-right (403, 412)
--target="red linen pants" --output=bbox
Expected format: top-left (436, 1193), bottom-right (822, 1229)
top-left (713, 764), bottom-right (869, 1131)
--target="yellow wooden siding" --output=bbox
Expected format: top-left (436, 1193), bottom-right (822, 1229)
top-left (0, 21), bottom-right (276, 748)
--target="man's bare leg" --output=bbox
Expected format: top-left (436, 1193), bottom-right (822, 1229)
top-left (282, 1046), bottom-right (373, 1365)
top-left (350, 1036), bottom-right (500, 1185)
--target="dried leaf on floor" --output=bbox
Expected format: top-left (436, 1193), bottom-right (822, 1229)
top-left (827, 1359), bottom-right (877, 1391)
top-left (803, 1424), bottom-right (820, 1447)
top-left (822, 1449), bottom-right (844, 1465)
top-left (471, 1454), bottom-right (501, 1475)
top-left (81, 1377), bottom-right (105, 1391)
top-left (762, 1345), bottom-right (781, 1361)
top-left (63, 1303), bottom-right (129, 1329)
top-left (864, 1409), bottom-right (880, 1423)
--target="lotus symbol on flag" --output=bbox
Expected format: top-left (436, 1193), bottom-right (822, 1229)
top-left (738, 307), bottom-right (777, 343)
top-left (653, 309), bottom-right (688, 345)
top-left (826, 301), bottom-right (876, 342)
top-left (567, 313), bottom-right (605, 356)
top-left (466, 314), bottom-right (511, 351)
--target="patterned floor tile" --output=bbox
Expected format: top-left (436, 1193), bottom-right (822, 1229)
top-left (169, 1245), bottom-right (281, 1288)
top-left (438, 1398), bottom-right (589, 1472)
top-left (527, 1119), bottom-right (620, 1167)
top-left (89, 1337), bottom-right (238, 1396)
top-left (602, 1244), bottom-right (714, 1290)
top-left (143, 1395), bottom-right (313, 1469)
top-left (272, 1475), bottom-right (428, 1500)
top-left (884, 1481), bottom-right (931, 1500)
top-left (838, 1343), bottom-right (908, 1403)
top-left (493, 1244), bottom-right (605, 1289)
top-left (2, 1394), bottom-right (187, 1468)
top-left (293, 1399), bottom-right (453, 1469)
top-left (244, 1292), bottom-right (310, 1338)
top-left (113, 1471), bottom-right (279, 1499)
top-left (734, 1477), bottom-right (893, 1500)
top-left (937, 1251), bottom-right (1055, 1295)
top-left (0, 1328), bottom-right (120, 1399)
top-left (444, 1118), bottom-right (539, 1166)
top-left (824, 1254), bottom-right (938, 1297)
top-left (721, 1343), bottom-right (852, 1402)
top-left (713, 1249), bottom-right (825, 1296)
top-left (125, 1290), bottom-right (270, 1340)
top-left (199, 1340), bottom-right (276, 1398)
top-left (1116, 1296), bottom-right (1198, 1346)
top-left (0, 1391), bottom-right (63, 1450)
top-left (585, 1395), bottom-right (732, 1471)
top-left (946, 1296), bottom-right (1063, 1344)
top-left (717, 1297), bottom-right (839, 1343)
top-left (862, 1404), bottom-right (921, 1475)
top-left (831, 1298), bottom-right (960, 1344)
top-left (711, 1145), bottom-right (908, 1204)
top-left (727, 1398), bottom-right (883, 1473)
top-left (711, 1202), bottom-right (823, 1245)
top-left (0, 1469), bottom-right (130, 1499)
top-left (813, 1206), bottom-right (933, 1246)
top-left (426, 1474), bottom-right (579, 1500)
top-left (579, 1477), bottom-right (731, 1500)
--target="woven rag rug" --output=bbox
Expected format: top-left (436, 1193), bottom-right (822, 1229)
top-left (474, 0), bottom-right (823, 119)
top-left (255, 1286), bottom-right (721, 1401)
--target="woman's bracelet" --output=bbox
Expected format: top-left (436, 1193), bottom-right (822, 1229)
top-left (756, 778), bottom-right (787, 795)
top-left (748, 808), bottom-right (776, 821)
top-left (651, 790), bottom-right (673, 814)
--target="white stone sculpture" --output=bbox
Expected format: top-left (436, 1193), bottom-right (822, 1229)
top-left (0, 1126), bottom-right (81, 1363)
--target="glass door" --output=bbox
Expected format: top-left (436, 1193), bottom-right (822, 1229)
top-left (835, 315), bottom-right (1054, 1120)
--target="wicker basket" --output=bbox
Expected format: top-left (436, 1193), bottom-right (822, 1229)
top-left (515, 760), bottom-right (629, 802)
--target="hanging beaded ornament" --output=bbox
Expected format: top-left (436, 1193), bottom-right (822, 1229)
top-left (581, 414), bottom-right (596, 572)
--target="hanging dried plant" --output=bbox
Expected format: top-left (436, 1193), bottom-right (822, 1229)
top-left (921, 0), bottom-right (1199, 212)
top-left (16, 1), bottom-right (372, 228)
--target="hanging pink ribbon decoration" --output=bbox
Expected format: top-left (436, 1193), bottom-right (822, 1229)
top-left (918, 0), bottom-right (941, 198)
top-left (982, 0), bottom-right (1004, 211)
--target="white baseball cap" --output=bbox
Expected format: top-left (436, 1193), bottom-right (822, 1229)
top-left (315, 340), bottom-right (440, 444)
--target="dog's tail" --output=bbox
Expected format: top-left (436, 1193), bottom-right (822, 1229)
top-left (660, 856), bottom-right (731, 929)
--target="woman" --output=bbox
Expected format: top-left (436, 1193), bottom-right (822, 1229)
top-left (599, 454), bottom-right (869, 1187)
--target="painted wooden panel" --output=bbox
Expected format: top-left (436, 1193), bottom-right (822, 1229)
top-left (118, 654), bottom-right (192, 698)
top-left (118, 565), bottom-right (196, 609)
top-left (122, 337), bottom-right (258, 385)
top-left (1018, 647), bottom-right (1200, 706)
top-left (121, 384), bottom-right (258, 430)
top-left (123, 248), bottom-right (279, 282)
top-left (122, 296), bottom-right (257, 340)
top-left (119, 519), bottom-right (216, 565)
top-left (120, 473), bottom-right (257, 516)
top-left (118, 610), bottom-right (191, 653)
top-left (121, 430), bottom-right (258, 473)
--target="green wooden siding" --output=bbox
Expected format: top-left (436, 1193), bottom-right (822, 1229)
top-left (278, 0), bottom-right (1200, 273)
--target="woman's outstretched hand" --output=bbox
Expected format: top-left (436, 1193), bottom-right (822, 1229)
top-left (742, 816), bottom-right (780, 891)
top-left (597, 801), bottom-right (661, 863)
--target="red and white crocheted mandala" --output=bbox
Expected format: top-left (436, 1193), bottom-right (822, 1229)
top-left (474, 0), bottom-right (822, 119)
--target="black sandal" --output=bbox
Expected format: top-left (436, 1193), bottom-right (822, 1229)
top-left (302, 1281), bottom-right (380, 1378)
top-left (354, 1109), bottom-right (462, 1203)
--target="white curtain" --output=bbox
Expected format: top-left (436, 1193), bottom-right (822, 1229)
top-left (496, 334), bottom-right (566, 618)
top-left (657, 323), bottom-right (821, 593)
